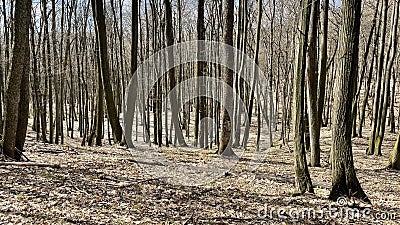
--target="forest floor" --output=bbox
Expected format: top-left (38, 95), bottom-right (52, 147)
top-left (0, 121), bottom-right (400, 224)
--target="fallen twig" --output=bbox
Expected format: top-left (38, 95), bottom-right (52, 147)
top-left (117, 178), bottom-right (163, 188)
top-left (0, 161), bottom-right (61, 168)
top-left (183, 212), bottom-right (194, 225)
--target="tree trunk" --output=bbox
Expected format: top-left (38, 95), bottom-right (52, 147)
top-left (368, 0), bottom-right (388, 155)
top-left (123, 0), bottom-right (138, 148)
top-left (218, 0), bottom-right (235, 156)
top-left (376, 0), bottom-right (399, 154)
top-left (306, 0), bottom-right (320, 167)
top-left (329, 0), bottom-right (369, 203)
top-left (292, 0), bottom-right (314, 194)
top-left (352, 0), bottom-right (379, 138)
top-left (1, 0), bottom-right (31, 160)
top-left (164, 0), bottom-right (186, 147)
top-left (52, 0), bottom-right (61, 145)
top-left (317, 0), bottom-right (329, 134)
top-left (387, 133), bottom-right (400, 169)
top-left (92, 0), bottom-right (123, 143)
top-left (358, 20), bottom-right (380, 137)
top-left (242, 0), bottom-right (261, 149)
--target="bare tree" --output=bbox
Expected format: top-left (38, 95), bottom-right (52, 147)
top-left (91, 0), bottom-right (123, 143)
top-left (218, 0), bottom-right (235, 156)
top-left (329, 0), bottom-right (369, 203)
top-left (1, 0), bottom-right (31, 160)
top-left (306, 0), bottom-right (321, 167)
top-left (292, 0), bottom-right (314, 194)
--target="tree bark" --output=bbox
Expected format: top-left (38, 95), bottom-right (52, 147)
top-left (164, 0), bottom-right (186, 147)
top-left (292, 0), bottom-right (314, 194)
top-left (306, 0), bottom-right (320, 167)
top-left (317, 0), bottom-right (329, 133)
top-left (123, 0), bottom-right (139, 148)
top-left (1, 0), bottom-right (31, 160)
top-left (368, 0), bottom-right (388, 155)
top-left (92, 0), bottom-right (123, 143)
top-left (329, 0), bottom-right (369, 203)
top-left (218, 0), bottom-right (235, 156)
top-left (376, 0), bottom-right (399, 154)
top-left (387, 133), bottom-right (400, 169)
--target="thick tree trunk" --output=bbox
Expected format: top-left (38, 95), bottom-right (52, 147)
top-left (329, 0), bottom-right (369, 203)
top-left (1, 0), bottom-right (31, 160)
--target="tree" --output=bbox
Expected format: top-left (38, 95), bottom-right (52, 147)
top-left (243, 0), bottom-right (261, 150)
top-left (122, 0), bottom-right (139, 148)
top-left (317, 0), bottom-right (329, 134)
top-left (218, 0), bottom-right (235, 156)
top-left (91, 0), bottom-right (123, 143)
top-left (368, 0), bottom-right (388, 156)
top-left (375, 0), bottom-right (400, 153)
top-left (356, 0), bottom-right (380, 138)
top-left (88, 0), bottom-right (105, 146)
top-left (329, 0), bottom-right (369, 203)
top-left (292, 0), bottom-right (314, 194)
top-left (1, 0), bottom-right (31, 160)
top-left (306, 0), bottom-right (321, 167)
top-left (194, 0), bottom-right (206, 148)
top-left (164, 0), bottom-right (186, 147)
top-left (386, 0), bottom-right (400, 170)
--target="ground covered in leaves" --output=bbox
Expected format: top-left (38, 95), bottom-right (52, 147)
top-left (1, 125), bottom-right (400, 224)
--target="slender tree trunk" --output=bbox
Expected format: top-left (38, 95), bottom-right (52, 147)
top-left (165, 0), bottom-right (186, 147)
top-left (0, 36), bottom-right (3, 132)
top-left (376, 0), bottom-right (399, 154)
top-left (51, 0), bottom-right (61, 145)
top-left (354, 0), bottom-right (379, 137)
top-left (268, 0), bottom-right (275, 148)
top-left (292, 0), bottom-right (314, 194)
top-left (358, 19), bottom-right (380, 137)
top-left (92, 0), bottom-right (123, 143)
top-left (196, 0), bottom-right (206, 148)
top-left (368, 0), bottom-right (388, 155)
top-left (30, 21), bottom-right (42, 141)
top-left (388, 132), bottom-right (400, 169)
top-left (218, 0), bottom-right (235, 156)
top-left (242, 0), bottom-right (261, 149)
top-left (390, 70), bottom-right (396, 133)
top-left (123, 0), bottom-right (138, 147)
top-left (306, 0), bottom-right (320, 167)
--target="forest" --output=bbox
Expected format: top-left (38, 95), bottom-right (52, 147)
top-left (0, 0), bottom-right (399, 224)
